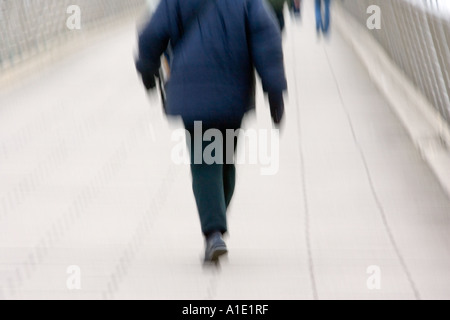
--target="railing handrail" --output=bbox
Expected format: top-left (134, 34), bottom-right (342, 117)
top-left (340, 0), bottom-right (450, 127)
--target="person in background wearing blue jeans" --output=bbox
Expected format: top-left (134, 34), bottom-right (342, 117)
top-left (315, 0), bottom-right (331, 36)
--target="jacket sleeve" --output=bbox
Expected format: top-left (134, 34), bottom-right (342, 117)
top-left (135, 0), bottom-right (171, 79)
top-left (246, 0), bottom-right (288, 95)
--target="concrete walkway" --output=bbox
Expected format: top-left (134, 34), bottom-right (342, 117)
top-left (0, 1), bottom-right (449, 300)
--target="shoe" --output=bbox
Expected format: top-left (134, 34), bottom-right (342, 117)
top-left (204, 232), bottom-right (228, 262)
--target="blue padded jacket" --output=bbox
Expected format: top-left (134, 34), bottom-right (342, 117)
top-left (136, 0), bottom-right (287, 124)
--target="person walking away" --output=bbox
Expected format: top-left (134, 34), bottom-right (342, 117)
top-left (135, 0), bottom-right (287, 263)
top-left (289, 0), bottom-right (302, 19)
top-left (289, 0), bottom-right (302, 20)
top-left (315, 0), bottom-right (331, 36)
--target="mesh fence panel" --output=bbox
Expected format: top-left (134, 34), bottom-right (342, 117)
top-left (0, 0), bottom-right (146, 69)
top-left (340, 0), bottom-right (450, 126)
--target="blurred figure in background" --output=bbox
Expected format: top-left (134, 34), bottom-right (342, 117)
top-left (267, 0), bottom-right (290, 32)
top-left (135, 0), bottom-right (287, 263)
top-left (289, 0), bottom-right (302, 20)
top-left (315, 0), bottom-right (331, 36)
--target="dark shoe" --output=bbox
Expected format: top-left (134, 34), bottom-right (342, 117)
top-left (204, 232), bottom-right (228, 262)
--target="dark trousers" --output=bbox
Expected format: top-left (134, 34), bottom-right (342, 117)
top-left (184, 119), bottom-right (242, 237)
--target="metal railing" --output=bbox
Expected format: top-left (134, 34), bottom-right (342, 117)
top-left (340, 0), bottom-right (450, 127)
top-left (0, 0), bottom-right (146, 71)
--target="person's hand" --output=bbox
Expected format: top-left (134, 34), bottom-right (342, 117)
top-left (135, 58), bottom-right (157, 91)
top-left (268, 91), bottom-right (285, 129)
top-left (140, 72), bottom-right (157, 91)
